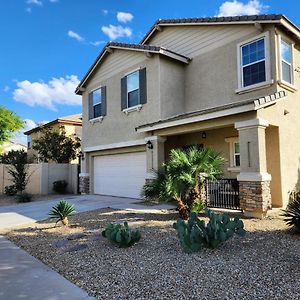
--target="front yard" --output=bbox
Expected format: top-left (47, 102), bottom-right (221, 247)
top-left (3, 208), bottom-right (300, 300)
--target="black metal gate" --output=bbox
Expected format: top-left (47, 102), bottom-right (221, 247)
top-left (205, 178), bottom-right (241, 210)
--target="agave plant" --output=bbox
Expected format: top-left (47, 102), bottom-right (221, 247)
top-left (49, 200), bottom-right (75, 226)
top-left (281, 195), bottom-right (300, 233)
top-left (142, 147), bottom-right (225, 219)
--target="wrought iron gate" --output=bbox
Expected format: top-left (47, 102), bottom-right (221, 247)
top-left (205, 179), bottom-right (241, 210)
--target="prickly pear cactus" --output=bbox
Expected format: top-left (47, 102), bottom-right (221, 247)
top-left (173, 209), bottom-right (246, 252)
top-left (102, 221), bottom-right (141, 247)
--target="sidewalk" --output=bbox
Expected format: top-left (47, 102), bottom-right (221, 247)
top-left (0, 236), bottom-right (95, 300)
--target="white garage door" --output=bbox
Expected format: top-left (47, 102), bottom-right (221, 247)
top-left (93, 152), bottom-right (146, 199)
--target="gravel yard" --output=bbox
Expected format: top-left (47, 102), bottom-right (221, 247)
top-left (3, 208), bottom-right (300, 300)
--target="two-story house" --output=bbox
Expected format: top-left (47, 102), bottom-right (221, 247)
top-left (24, 114), bottom-right (82, 163)
top-left (76, 14), bottom-right (300, 217)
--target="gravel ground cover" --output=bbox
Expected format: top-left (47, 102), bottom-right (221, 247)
top-left (3, 208), bottom-right (300, 300)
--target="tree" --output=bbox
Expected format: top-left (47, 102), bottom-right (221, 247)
top-left (142, 147), bottom-right (225, 219)
top-left (0, 106), bottom-right (24, 145)
top-left (1, 150), bottom-right (29, 194)
top-left (32, 125), bottom-right (81, 163)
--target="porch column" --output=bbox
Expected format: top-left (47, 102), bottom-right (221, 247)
top-left (235, 118), bottom-right (272, 218)
top-left (145, 136), bottom-right (166, 180)
top-left (79, 152), bottom-right (90, 194)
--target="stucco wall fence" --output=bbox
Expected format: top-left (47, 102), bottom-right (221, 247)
top-left (0, 163), bottom-right (79, 195)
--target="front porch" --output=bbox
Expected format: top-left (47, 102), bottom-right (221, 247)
top-left (144, 118), bottom-right (283, 218)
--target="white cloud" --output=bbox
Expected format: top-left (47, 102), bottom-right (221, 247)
top-left (3, 86), bottom-right (10, 92)
top-left (27, 0), bottom-right (43, 6)
top-left (117, 12), bottom-right (134, 23)
top-left (67, 30), bottom-right (84, 42)
top-left (217, 0), bottom-right (267, 17)
top-left (102, 9), bottom-right (108, 15)
top-left (101, 25), bottom-right (132, 40)
top-left (90, 40), bottom-right (105, 47)
top-left (13, 75), bottom-right (81, 111)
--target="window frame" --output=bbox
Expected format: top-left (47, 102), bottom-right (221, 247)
top-left (225, 137), bottom-right (240, 172)
top-left (236, 32), bottom-right (272, 93)
top-left (278, 35), bottom-right (294, 86)
top-left (233, 142), bottom-right (240, 167)
top-left (126, 70), bottom-right (140, 109)
top-left (89, 87), bottom-right (103, 120)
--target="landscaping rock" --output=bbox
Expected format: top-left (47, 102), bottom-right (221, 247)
top-left (67, 244), bottom-right (88, 252)
top-left (67, 233), bottom-right (86, 240)
top-left (90, 235), bottom-right (103, 241)
top-left (52, 239), bottom-right (69, 249)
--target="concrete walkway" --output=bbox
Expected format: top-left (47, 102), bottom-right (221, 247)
top-left (0, 194), bottom-right (175, 229)
top-left (0, 236), bottom-right (95, 300)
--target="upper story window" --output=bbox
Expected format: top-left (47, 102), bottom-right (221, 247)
top-left (241, 38), bottom-right (266, 87)
top-left (280, 40), bottom-right (293, 84)
top-left (88, 86), bottom-right (107, 120)
top-left (27, 135), bottom-right (31, 149)
top-left (127, 71), bottom-right (140, 108)
top-left (121, 68), bottom-right (147, 111)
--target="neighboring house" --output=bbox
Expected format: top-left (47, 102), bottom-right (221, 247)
top-left (0, 141), bottom-right (27, 154)
top-left (24, 114), bottom-right (82, 163)
top-left (76, 14), bottom-right (300, 217)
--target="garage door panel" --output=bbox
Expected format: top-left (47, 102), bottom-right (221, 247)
top-left (93, 152), bottom-right (146, 199)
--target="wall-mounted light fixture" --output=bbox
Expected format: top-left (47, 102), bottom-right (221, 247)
top-left (146, 140), bottom-right (153, 149)
top-left (202, 131), bottom-right (207, 139)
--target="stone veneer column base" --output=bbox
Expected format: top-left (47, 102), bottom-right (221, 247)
top-left (79, 173), bottom-right (90, 194)
top-left (239, 181), bottom-right (271, 218)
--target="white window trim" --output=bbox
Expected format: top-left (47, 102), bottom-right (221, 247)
top-left (122, 104), bottom-right (143, 115)
top-left (277, 34), bottom-right (296, 91)
top-left (225, 137), bottom-right (240, 172)
top-left (236, 32), bottom-right (272, 94)
top-left (126, 70), bottom-right (140, 109)
top-left (89, 86), bottom-right (103, 119)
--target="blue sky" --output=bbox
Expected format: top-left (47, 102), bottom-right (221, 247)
top-left (1, 0), bottom-right (300, 143)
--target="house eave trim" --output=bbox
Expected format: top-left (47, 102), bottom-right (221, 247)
top-left (83, 139), bottom-right (146, 153)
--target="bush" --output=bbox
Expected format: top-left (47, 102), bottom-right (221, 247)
top-left (4, 185), bottom-right (17, 196)
top-left (102, 222), bottom-right (141, 247)
top-left (173, 208), bottom-right (246, 253)
top-left (281, 194), bottom-right (300, 233)
top-left (16, 192), bottom-right (32, 203)
top-left (49, 200), bottom-right (75, 226)
top-left (53, 180), bottom-right (68, 194)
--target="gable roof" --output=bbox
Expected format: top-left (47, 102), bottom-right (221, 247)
top-left (140, 14), bottom-right (299, 44)
top-left (24, 113), bottom-right (82, 135)
top-left (135, 91), bottom-right (287, 133)
top-left (75, 42), bottom-right (191, 95)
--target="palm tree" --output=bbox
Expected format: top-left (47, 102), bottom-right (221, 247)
top-left (142, 147), bottom-right (225, 219)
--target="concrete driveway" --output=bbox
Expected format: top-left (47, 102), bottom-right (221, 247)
top-left (0, 194), bottom-right (175, 230)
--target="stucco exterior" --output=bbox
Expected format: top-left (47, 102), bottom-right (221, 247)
top-left (77, 15), bottom-right (300, 216)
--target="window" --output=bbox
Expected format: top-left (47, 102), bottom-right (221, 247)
top-left (91, 88), bottom-right (102, 118)
top-left (233, 142), bottom-right (240, 167)
top-left (27, 135), bottom-right (31, 149)
top-left (127, 71), bottom-right (140, 108)
top-left (280, 40), bottom-right (293, 84)
top-left (241, 38), bottom-right (266, 87)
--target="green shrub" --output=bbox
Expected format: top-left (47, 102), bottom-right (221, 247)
top-left (5, 185), bottom-right (17, 196)
top-left (102, 222), bottom-right (141, 247)
top-left (16, 192), bottom-right (32, 203)
top-left (53, 180), bottom-right (68, 194)
top-left (281, 195), bottom-right (300, 233)
top-left (173, 208), bottom-right (246, 253)
top-left (49, 200), bottom-right (75, 226)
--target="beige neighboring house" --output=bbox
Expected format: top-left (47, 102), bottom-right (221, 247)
top-left (76, 14), bottom-right (300, 217)
top-left (0, 141), bottom-right (27, 154)
top-left (24, 114), bottom-right (82, 163)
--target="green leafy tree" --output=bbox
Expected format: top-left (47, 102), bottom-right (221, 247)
top-left (32, 125), bottom-right (81, 163)
top-left (142, 147), bottom-right (225, 219)
top-left (1, 150), bottom-right (30, 194)
top-left (0, 106), bottom-right (24, 145)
